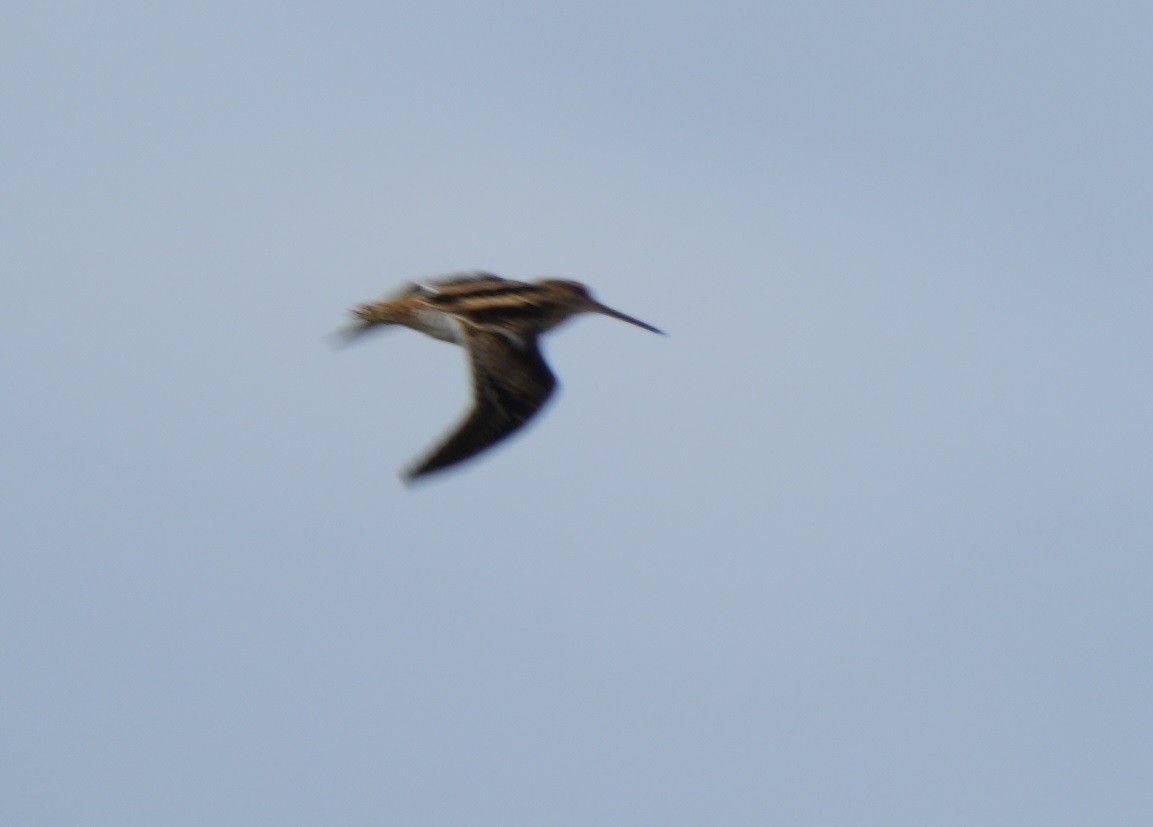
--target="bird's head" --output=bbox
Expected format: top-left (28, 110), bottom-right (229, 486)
top-left (538, 279), bottom-right (664, 335)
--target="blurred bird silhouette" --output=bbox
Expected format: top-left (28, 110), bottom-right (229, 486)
top-left (337, 272), bottom-right (664, 483)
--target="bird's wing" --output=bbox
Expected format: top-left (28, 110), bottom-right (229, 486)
top-left (404, 328), bottom-right (557, 482)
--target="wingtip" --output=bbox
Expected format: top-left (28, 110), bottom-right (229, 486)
top-left (399, 464), bottom-right (439, 489)
top-left (399, 463), bottom-right (422, 485)
top-left (400, 451), bottom-right (445, 486)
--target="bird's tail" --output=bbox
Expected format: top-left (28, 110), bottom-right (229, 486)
top-left (327, 313), bottom-right (398, 349)
top-left (329, 296), bottom-right (414, 349)
top-left (327, 321), bottom-right (369, 348)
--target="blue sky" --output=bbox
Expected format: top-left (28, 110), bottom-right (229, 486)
top-left (4, 2), bottom-right (1153, 824)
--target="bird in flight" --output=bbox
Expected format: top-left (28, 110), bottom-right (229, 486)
top-left (338, 272), bottom-right (663, 483)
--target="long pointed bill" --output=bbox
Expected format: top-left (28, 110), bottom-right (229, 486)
top-left (592, 302), bottom-right (665, 335)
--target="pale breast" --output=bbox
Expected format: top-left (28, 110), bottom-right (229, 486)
top-left (412, 307), bottom-right (466, 344)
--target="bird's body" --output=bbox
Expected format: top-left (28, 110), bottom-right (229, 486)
top-left (340, 272), bottom-right (663, 482)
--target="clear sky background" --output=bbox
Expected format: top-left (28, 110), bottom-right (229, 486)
top-left (4, 2), bottom-right (1152, 824)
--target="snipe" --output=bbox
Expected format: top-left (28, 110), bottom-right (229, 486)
top-left (338, 272), bottom-right (663, 482)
